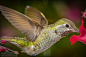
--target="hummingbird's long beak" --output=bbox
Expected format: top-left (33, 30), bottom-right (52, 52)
top-left (76, 29), bottom-right (79, 32)
top-left (72, 28), bottom-right (79, 33)
top-left (75, 29), bottom-right (79, 32)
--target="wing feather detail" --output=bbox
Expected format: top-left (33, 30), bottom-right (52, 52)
top-left (0, 5), bottom-right (43, 41)
top-left (25, 6), bottom-right (48, 26)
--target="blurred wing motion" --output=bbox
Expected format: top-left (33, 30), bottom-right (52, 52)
top-left (0, 5), bottom-right (43, 42)
top-left (25, 6), bottom-right (48, 26)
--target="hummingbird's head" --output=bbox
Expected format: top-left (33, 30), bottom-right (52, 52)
top-left (54, 18), bottom-right (79, 37)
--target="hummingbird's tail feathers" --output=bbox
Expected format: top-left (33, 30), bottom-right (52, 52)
top-left (0, 36), bottom-right (26, 41)
top-left (0, 36), bottom-right (26, 42)
top-left (0, 36), bottom-right (16, 40)
top-left (0, 36), bottom-right (28, 48)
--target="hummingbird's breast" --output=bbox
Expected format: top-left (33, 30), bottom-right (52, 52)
top-left (27, 28), bottom-right (60, 56)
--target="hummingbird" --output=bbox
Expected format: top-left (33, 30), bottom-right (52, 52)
top-left (0, 5), bottom-right (79, 56)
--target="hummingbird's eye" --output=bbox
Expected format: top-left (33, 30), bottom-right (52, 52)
top-left (65, 24), bottom-right (69, 28)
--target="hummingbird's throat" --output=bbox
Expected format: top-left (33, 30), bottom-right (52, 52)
top-left (61, 30), bottom-right (72, 37)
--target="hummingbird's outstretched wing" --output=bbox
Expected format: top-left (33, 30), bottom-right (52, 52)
top-left (0, 5), bottom-right (43, 42)
top-left (25, 6), bottom-right (48, 26)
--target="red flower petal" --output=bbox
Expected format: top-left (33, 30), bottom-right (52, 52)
top-left (79, 18), bottom-right (85, 36)
top-left (0, 46), bottom-right (3, 49)
top-left (79, 35), bottom-right (86, 44)
top-left (0, 50), bottom-right (1, 52)
top-left (70, 18), bottom-right (86, 45)
top-left (6, 48), bottom-right (9, 51)
top-left (2, 48), bottom-right (6, 51)
top-left (70, 35), bottom-right (80, 45)
top-left (83, 13), bottom-right (86, 18)
top-left (1, 40), bottom-right (5, 44)
top-left (82, 10), bottom-right (86, 18)
top-left (0, 46), bottom-right (9, 52)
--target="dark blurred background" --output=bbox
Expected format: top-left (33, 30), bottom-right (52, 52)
top-left (0, 0), bottom-right (86, 57)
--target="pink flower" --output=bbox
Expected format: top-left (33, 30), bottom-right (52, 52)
top-left (0, 50), bottom-right (1, 52)
top-left (70, 18), bottom-right (86, 45)
top-left (1, 40), bottom-right (5, 44)
top-left (82, 10), bottom-right (86, 18)
top-left (0, 46), bottom-right (9, 52)
top-left (2, 48), bottom-right (6, 51)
